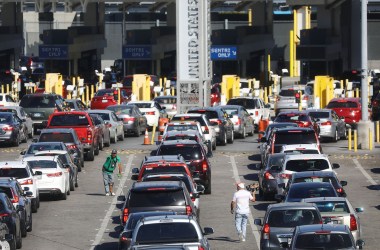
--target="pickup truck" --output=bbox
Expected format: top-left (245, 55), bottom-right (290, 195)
top-left (45, 111), bottom-right (101, 161)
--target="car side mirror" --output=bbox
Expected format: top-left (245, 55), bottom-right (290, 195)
top-left (355, 207), bottom-right (364, 213)
top-left (32, 138), bottom-right (38, 143)
top-left (249, 113), bottom-right (254, 116)
top-left (25, 191), bottom-right (33, 197)
top-left (340, 180), bottom-right (347, 186)
top-left (20, 150), bottom-right (26, 155)
top-left (196, 184), bottom-right (205, 193)
top-left (206, 151), bottom-right (213, 158)
top-left (274, 194), bottom-right (284, 201)
top-left (34, 171), bottom-right (42, 176)
top-left (260, 137), bottom-right (267, 143)
top-left (203, 227), bottom-right (214, 235)
top-left (192, 193), bottom-right (200, 199)
top-left (254, 219), bottom-right (262, 226)
top-left (16, 205), bottom-right (24, 212)
top-left (229, 114), bottom-right (233, 118)
top-left (22, 118), bottom-right (26, 122)
top-left (23, 187), bottom-right (30, 191)
top-left (332, 163), bottom-right (340, 169)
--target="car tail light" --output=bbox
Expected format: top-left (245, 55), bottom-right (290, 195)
top-left (87, 129), bottom-right (92, 141)
top-left (321, 121), bottom-right (332, 126)
top-left (280, 173), bottom-right (291, 179)
top-left (120, 235), bottom-right (130, 242)
top-left (202, 160), bottom-right (208, 172)
top-left (19, 179), bottom-right (33, 185)
top-left (263, 223), bottom-right (270, 239)
top-left (10, 189), bottom-right (19, 204)
top-left (107, 123), bottom-right (112, 128)
top-left (2, 126), bottom-right (13, 131)
top-left (373, 100), bottom-right (378, 106)
top-left (350, 214), bottom-right (357, 231)
top-left (203, 126), bottom-right (209, 133)
top-left (302, 121), bottom-right (311, 127)
top-left (67, 144), bottom-right (77, 149)
top-left (198, 247), bottom-right (205, 250)
top-left (264, 172), bottom-right (274, 180)
top-left (255, 111), bottom-right (259, 116)
top-left (146, 111), bottom-right (155, 115)
top-left (336, 188), bottom-right (343, 194)
top-left (0, 213), bottom-right (9, 217)
top-left (47, 172), bottom-right (63, 177)
top-left (276, 96), bottom-right (281, 102)
top-left (214, 119), bottom-right (222, 125)
top-left (190, 193), bottom-right (196, 202)
top-left (186, 205), bottom-right (192, 215)
top-left (235, 118), bottom-right (241, 125)
top-left (122, 208), bottom-right (129, 224)
top-left (123, 117), bottom-right (135, 122)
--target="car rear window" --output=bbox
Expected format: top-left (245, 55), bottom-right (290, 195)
top-left (95, 89), bottom-right (117, 97)
top-left (131, 103), bottom-right (152, 109)
top-left (294, 177), bottom-right (338, 186)
top-left (129, 189), bottom-right (185, 207)
top-left (295, 233), bottom-right (353, 248)
top-left (0, 187), bottom-right (13, 199)
top-left (308, 112), bottom-right (329, 119)
top-left (267, 209), bottom-right (320, 227)
top-left (171, 116), bottom-right (207, 126)
top-left (157, 145), bottom-right (203, 160)
top-left (223, 108), bottom-right (239, 115)
top-left (136, 222), bottom-right (198, 243)
top-left (275, 132), bottom-right (316, 144)
top-left (0, 114), bottom-right (12, 124)
top-left (166, 125), bottom-right (199, 132)
top-left (0, 168), bottom-right (29, 179)
top-left (288, 186), bottom-right (336, 200)
top-left (141, 166), bottom-right (187, 176)
top-left (106, 106), bottom-right (133, 115)
top-left (49, 114), bottom-right (89, 126)
top-left (165, 135), bottom-right (197, 142)
top-left (27, 144), bottom-right (63, 154)
top-left (28, 160), bottom-right (57, 169)
top-left (187, 110), bottom-right (219, 119)
top-left (20, 95), bottom-right (56, 108)
top-left (285, 159), bottom-right (329, 172)
top-left (327, 101), bottom-right (358, 108)
top-left (155, 98), bottom-right (176, 104)
top-left (227, 98), bottom-right (259, 109)
top-left (312, 201), bottom-right (349, 213)
top-left (39, 133), bottom-right (74, 143)
top-left (275, 114), bottom-right (309, 122)
top-left (90, 113), bottom-right (110, 121)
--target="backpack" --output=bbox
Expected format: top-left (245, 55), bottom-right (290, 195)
top-left (103, 156), bottom-right (117, 172)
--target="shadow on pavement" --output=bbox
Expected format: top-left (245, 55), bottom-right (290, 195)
top-left (375, 205), bottom-right (380, 210)
top-left (86, 193), bottom-right (107, 196)
top-left (253, 202), bottom-right (272, 212)
top-left (367, 185), bottom-right (380, 190)
top-left (371, 168), bottom-right (380, 174)
top-left (94, 242), bottom-right (118, 250)
top-left (248, 154), bottom-right (261, 162)
top-left (247, 163), bottom-right (259, 171)
top-left (108, 226), bottom-right (122, 239)
top-left (112, 215), bottom-right (121, 225)
top-left (243, 173), bottom-right (258, 182)
top-left (207, 236), bottom-right (239, 243)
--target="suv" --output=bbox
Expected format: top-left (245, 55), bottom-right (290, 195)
top-left (274, 86), bottom-right (307, 116)
top-left (187, 107), bottom-right (234, 145)
top-left (0, 192), bottom-right (22, 249)
top-left (38, 128), bottom-right (84, 170)
top-left (274, 111), bottom-right (320, 135)
top-left (19, 93), bottom-right (65, 133)
top-left (131, 161), bottom-right (193, 182)
top-left (156, 140), bottom-right (212, 194)
top-left (0, 178), bottom-right (33, 237)
top-left (254, 202), bottom-right (323, 250)
top-left (120, 181), bottom-right (198, 226)
top-left (0, 161), bottom-right (41, 213)
top-left (129, 215), bottom-right (213, 250)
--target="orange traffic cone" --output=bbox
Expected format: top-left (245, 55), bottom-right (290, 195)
top-left (143, 129), bottom-right (150, 145)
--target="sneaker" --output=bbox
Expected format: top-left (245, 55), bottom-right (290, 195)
top-left (242, 237), bottom-right (246, 242)
top-left (105, 193), bottom-right (110, 196)
top-left (111, 192), bottom-right (116, 196)
top-left (238, 233), bottom-right (243, 241)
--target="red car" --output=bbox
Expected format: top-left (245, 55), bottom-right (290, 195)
top-left (274, 111), bottom-right (320, 135)
top-left (90, 89), bottom-right (128, 110)
top-left (326, 98), bottom-right (371, 128)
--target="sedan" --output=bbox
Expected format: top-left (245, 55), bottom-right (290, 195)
top-left (306, 109), bottom-right (348, 142)
top-left (106, 104), bottom-right (147, 137)
top-left (153, 96), bottom-right (177, 118)
top-left (87, 110), bottom-right (124, 143)
top-left (278, 182), bottom-right (339, 203)
top-left (0, 106), bottom-right (34, 138)
top-left (89, 113), bottom-right (111, 149)
top-left (220, 105), bottom-right (254, 138)
top-left (128, 100), bottom-right (168, 128)
top-left (0, 112), bottom-right (26, 146)
top-left (274, 111), bottom-right (320, 135)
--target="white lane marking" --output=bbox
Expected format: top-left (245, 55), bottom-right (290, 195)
top-left (352, 159), bottom-right (377, 185)
top-left (89, 154), bottom-right (134, 250)
top-left (230, 156), bottom-right (260, 249)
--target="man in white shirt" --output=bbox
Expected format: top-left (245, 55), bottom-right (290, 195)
top-left (231, 182), bottom-right (256, 242)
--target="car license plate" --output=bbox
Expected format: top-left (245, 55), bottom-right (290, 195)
top-left (102, 100), bottom-right (108, 103)
top-left (33, 113), bottom-right (42, 117)
top-left (287, 238), bottom-right (292, 245)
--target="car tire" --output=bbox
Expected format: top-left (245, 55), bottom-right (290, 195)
top-left (36, 196), bottom-right (40, 209)
top-left (111, 132), bottom-right (117, 143)
top-left (70, 179), bottom-right (75, 191)
top-left (248, 126), bottom-right (254, 136)
top-left (21, 129), bottom-right (27, 143)
top-left (27, 213), bottom-right (32, 232)
top-left (99, 136), bottom-right (104, 150)
top-left (85, 147), bottom-right (95, 161)
top-left (67, 188), bottom-right (70, 195)
top-left (227, 130), bottom-right (234, 144)
top-left (9, 233), bottom-right (16, 250)
top-left (212, 140), bottom-right (216, 150)
top-left (31, 199), bottom-right (38, 213)
top-left (333, 130), bottom-right (339, 142)
top-left (94, 143), bottom-right (100, 156)
top-left (12, 133), bottom-right (20, 147)
top-left (15, 225), bottom-right (22, 249)
top-left (241, 127), bottom-right (246, 139)
top-left (204, 181), bottom-right (211, 195)
top-left (60, 190), bottom-right (67, 200)
top-left (75, 177), bottom-right (79, 188)
top-left (220, 132), bottom-right (227, 146)
top-left (20, 218), bottom-right (27, 237)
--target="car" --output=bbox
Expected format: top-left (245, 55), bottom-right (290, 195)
top-left (37, 129), bottom-right (84, 171)
top-left (288, 224), bottom-right (365, 249)
top-left (0, 192), bottom-right (22, 249)
top-left (371, 92), bottom-right (380, 120)
top-left (0, 161), bottom-right (41, 213)
top-left (285, 171), bottom-right (347, 197)
top-left (279, 182), bottom-right (339, 202)
top-left (87, 110), bottom-right (124, 143)
top-left (161, 130), bottom-right (210, 154)
top-left (274, 85), bottom-right (307, 116)
top-left (19, 93), bottom-right (65, 134)
top-left (89, 113), bottom-right (111, 149)
top-left (0, 94), bottom-right (17, 107)
top-left (326, 98), bottom-right (371, 129)
top-left (306, 109), bottom-right (348, 142)
top-left (23, 156), bottom-right (70, 200)
top-left (187, 106), bottom-right (234, 145)
top-left (120, 181), bottom-right (198, 226)
top-left (106, 104), bottom-right (147, 137)
top-left (118, 211), bottom-right (177, 250)
top-left (254, 202), bottom-right (323, 250)
top-left (280, 144), bottom-right (321, 155)
top-left (171, 113), bottom-right (217, 150)
top-left (301, 197), bottom-right (363, 242)
top-left (64, 99), bottom-right (88, 111)
top-left (0, 222), bottom-right (12, 250)
top-left (226, 96), bottom-right (271, 130)
top-left (0, 106), bottom-right (34, 138)
top-left (220, 105), bottom-right (255, 139)
top-left (274, 111), bottom-right (320, 135)
top-left (153, 96), bottom-right (177, 118)
top-left (128, 100), bottom-right (167, 128)
top-left (128, 215), bottom-right (213, 250)
top-left (156, 140), bottom-right (212, 194)
top-left (90, 88), bottom-right (128, 110)
top-left (0, 112), bottom-right (27, 146)
top-left (210, 83), bottom-right (221, 106)
top-left (0, 178), bottom-right (33, 238)
top-left (258, 153), bottom-right (286, 200)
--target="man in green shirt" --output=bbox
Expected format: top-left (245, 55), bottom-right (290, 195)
top-left (102, 149), bottom-right (122, 196)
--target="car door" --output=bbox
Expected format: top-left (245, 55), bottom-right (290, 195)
top-left (332, 111), bottom-right (345, 137)
top-left (57, 159), bottom-right (69, 192)
top-left (134, 107), bottom-right (147, 129)
top-left (15, 183), bottom-right (31, 223)
top-left (243, 108), bottom-right (254, 132)
top-left (111, 112), bottom-right (123, 136)
top-left (20, 108), bottom-right (33, 135)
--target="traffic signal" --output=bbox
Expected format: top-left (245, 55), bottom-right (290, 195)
top-left (295, 91), bottom-right (301, 103)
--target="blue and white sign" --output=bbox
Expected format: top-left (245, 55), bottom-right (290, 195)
top-left (39, 45), bottom-right (68, 59)
top-left (211, 46), bottom-right (237, 60)
top-left (122, 45), bottom-right (152, 60)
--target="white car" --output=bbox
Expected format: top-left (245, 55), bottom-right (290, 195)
top-left (0, 94), bottom-right (17, 107)
top-left (128, 101), bottom-right (167, 127)
top-left (280, 144), bottom-right (321, 155)
top-left (23, 156), bottom-right (70, 200)
top-left (88, 110), bottom-right (124, 143)
top-left (0, 161), bottom-right (41, 212)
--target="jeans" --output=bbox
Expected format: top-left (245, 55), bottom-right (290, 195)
top-left (102, 171), bottom-right (114, 193)
top-left (235, 213), bottom-right (248, 239)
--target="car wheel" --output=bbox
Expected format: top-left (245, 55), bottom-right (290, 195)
top-left (111, 132), bottom-right (117, 143)
top-left (85, 147), bottom-right (95, 161)
top-left (70, 179), bottom-right (75, 191)
top-left (94, 142), bottom-right (100, 156)
top-left (15, 225), bottom-right (22, 249)
top-left (241, 126), bottom-right (246, 139)
top-left (21, 129), bottom-right (27, 143)
top-left (9, 233), bottom-right (16, 250)
top-left (212, 139), bottom-right (216, 150)
top-left (220, 132), bottom-right (227, 146)
top-left (20, 218), bottom-right (27, 237)
top-left (31, 199), bottom-right (38, 213)
top-left (135, 125), bottom-right (141, 137)
top-left (12, 133), bottom-right (20, 147)
top-left (248, 126), bottom-right (254, 136)
top-left (227, 130), bottom-right (234, 144)
top-left (60, 190), bottom-right (67, 200)
top-left (75, 177), bottom-right (79, 188)
top-left (67, 187), bottom-right (70, 195)
top-left (99, 136), bottom-right (104, 150)
top-left (204, 181), bottom-right (211, 195)
top-left (37, 196), bottom-right (40, 209)
top-left (26, 213), bottom-right (32, 232)
top-left (342, 128), bottom-right (348, 140)
top-left (333, 130), bottom-right (339, 142)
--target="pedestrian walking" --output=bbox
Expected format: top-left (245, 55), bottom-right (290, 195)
top-left (102, 149), bottom-right (122, 196)
top-left (230, 182), bottom-right (256, 242)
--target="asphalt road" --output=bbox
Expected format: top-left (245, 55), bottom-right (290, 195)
top-left (0, 131), bottom-right (379, 250)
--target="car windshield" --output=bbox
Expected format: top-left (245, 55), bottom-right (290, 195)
top-left (313, 201), bottom-right (349, 213)
top-left (130, 189), bottom-right (185, 207)
top-left (27, 144), bottom-right (63, 154)
top-left (158, 146), bottom-right (203, 160)
top-left (49, 114), bottom-right (89, 126)
top-left (130, 103), bottom-right (152, 108)
top-left (288, 186), bottom-right (336, 200)
top-left (227, 99), bottom-right (259, 109)
top-left (39, 133), bottom-right (74, 143)
top-left (20, 95), bottom-right (56, 108)
top-left (0, 168), bottom-right (29, 179)
top-left (267, 209), bottom-right (320, 227)
top-left (90, 113), bottom-right (110, 121)
top-left (308, 112), bottom-right (329, 119)
top-left (107, 106), bottom-right (133, 115)
top-left (275, 132), bottom-right (316, 144)
top-left (286, 159), bottom-right (329, 172)
top-left (166, 125), bottom-right (199, 132)
top-left (327, 101), bottom-right (358, 108)
top-left (28, 160), bottom-right (57, 169)
top-left (135, 222), bottom-right (198, 243)
top-left (295, 233), bottom-right (353, 249)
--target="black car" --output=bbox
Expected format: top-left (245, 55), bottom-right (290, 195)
top-left (120, 181), bottom-right (198, 226)
top-left (0, 112), bottom-right (26, 147)
top-left (38, 128), bottom-right (84, 171)
top-left (187, 107), bottom-right (234, 145)
top-left (0, 178), bottom-right (32, 238)
top-left (258, 153), bottom-right (286, 200)
top-left (0, 192), bottom-right (22, 249)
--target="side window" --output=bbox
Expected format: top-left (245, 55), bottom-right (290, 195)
top-left (20, 108), bottom-right (26, 117)
top-left (6, 95), bottom-right (14, 102)
top-left (112, 113), bottom-right (119, 121)
top-left (15, 183), bottom-right (23, 196)
top-left (6, 198), bottom-right (13, 210)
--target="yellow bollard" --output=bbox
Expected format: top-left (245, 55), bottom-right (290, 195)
top-left (159, 78), bottom-right (163, 88)
top-left (268, 85), bottom-right (272, 97)
top-left (81, 90), bottom-right (85, 103)
top-left (348, 128), bottom-right (352, 150)
top-left (6, 84), bottom-right (9, 94)
top-left (1, 85), bottom-right (3, 94)
top-left (118, 88), bottom-right (121, 104)
top-left (355, 88), bottom-right (359, 98)
top-left (369, 128), bottom-right (373, 150)
top-left (354, 130), bottom-right (357, 152)
top-left (151, 125), bottom-right (156, 145)
top-left (264, 87), bottom-right (268, 104)
top-left (171, 87), bottom-right (175, 96)
top-left (91, 85), bottom-right (94, 99)
top-left (377, 121), bottom-right (379, 143)
top-left (85, 85), bottom-right (89, 105)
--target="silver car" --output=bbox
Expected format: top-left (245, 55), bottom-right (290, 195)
top-left (0, 106), bottom-right (33, 138)
top-left (87, 110), bottom-right (124, 143)
top-left (219, 105), bottom-right (254, 138)
top-left (306, 109), bottom-right (348, 142)
top-left (153, 96), bottom-right (177, 118)
top-left (274, 86), bottom-right (307, 116)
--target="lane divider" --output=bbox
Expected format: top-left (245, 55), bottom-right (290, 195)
top-left (352, 158), bottom-right (377, 186)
